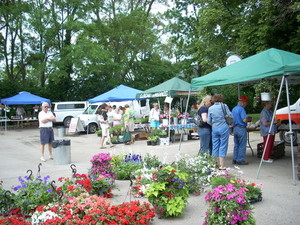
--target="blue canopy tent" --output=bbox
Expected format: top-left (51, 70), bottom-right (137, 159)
top-left (0, 91), bottom-right (50, 132)
top-left (88, 85), bottom-right (143, 103)
top-left (0, 91), bottom-right (50, 105)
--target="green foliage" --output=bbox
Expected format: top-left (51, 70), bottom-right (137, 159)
top-left (145, 166), bottom-right (189, 218)
top-left (147, 135), bottom-right (159, 142)
top-left (143, 153), bottom-right (162, 169)
top-left (12, 175), bottom-right (55, 215)
top-left (210, 176), bottom-right (231, 188)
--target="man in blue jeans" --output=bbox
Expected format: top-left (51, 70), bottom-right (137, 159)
top-left (232, 96), bottom-right (252, 165)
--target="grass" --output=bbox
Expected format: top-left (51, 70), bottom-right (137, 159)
top-left (247, 113), bottom-right (260, 123)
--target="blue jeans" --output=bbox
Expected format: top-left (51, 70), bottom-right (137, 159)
top-left (233, 127), bottom-right (247, 162)
top-left (198, 127), bottom-right (212, 154)
top-left (212, 125), bottom-right (230, 157)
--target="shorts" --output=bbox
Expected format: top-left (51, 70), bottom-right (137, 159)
top-left (40, 128), bottom-right (54, 145)
top-left (150, 120), bottom-right (160, 128)
top-left (101, 123), bottom-right (110, 137)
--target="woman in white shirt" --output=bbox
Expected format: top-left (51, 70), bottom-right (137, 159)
top-left (113, 108), bottom-right (123, 126)
top-left (149, 103), bottom-right (160, 129)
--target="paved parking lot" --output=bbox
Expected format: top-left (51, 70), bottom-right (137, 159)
top-left (0, 127), bottom-right (299, 224)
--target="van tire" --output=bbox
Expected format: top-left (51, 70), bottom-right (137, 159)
top-left (279, 130), bottom-right (297, 146)
top-left (63, 117), bottom-right (72, 128)
top-left (88, 123), bottom-right (98, 133)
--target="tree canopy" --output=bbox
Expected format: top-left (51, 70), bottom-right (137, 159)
top-left (0, 0), bottom-right (299, 105)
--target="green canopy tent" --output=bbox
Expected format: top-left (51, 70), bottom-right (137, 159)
top-left (191, 48), bottom-right (300, 88)
top-left (191, 48), bottom-right (300, 185)
top-left (136, 77), bottom-right (200, 99)
top-left (136, 77), bottom-right (202, 146)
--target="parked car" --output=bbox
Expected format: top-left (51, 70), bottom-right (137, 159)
top-left (52, 101), bottom-right (89, 127)
top-left (276, 98), bottom-right (300, 145)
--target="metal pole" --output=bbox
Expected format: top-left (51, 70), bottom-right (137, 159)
top-left (284, 77), bottom-right (296, 185)
top-left (256, 75), bottom-right (285, 179)
top-left (5, 105), bottom-right (7, 132)
top-left (238, 84), bottom-right (241, 98)
top-left (178, 88), bottom-right (191, 152)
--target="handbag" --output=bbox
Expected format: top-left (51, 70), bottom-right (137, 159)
top-left (123, 126), bottom-right (131, 143)
top-left (194, 113), bottom-right (204, 127)
top-left (221, 103), bottom-right (233, 126)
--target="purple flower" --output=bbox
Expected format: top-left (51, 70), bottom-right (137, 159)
top-left (177, 185), bottom-right (183, 189)
top-left (47, 189), bottom-right (53, 193)
top-left (13, 185), bottom-right (21, 191)
top-left (36, 191), bottom-right (40, 194)
top-left (43, 175), bottom-right (50, 183)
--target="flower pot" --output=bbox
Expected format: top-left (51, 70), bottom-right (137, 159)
top-left (249, 195), bottom-right (263, 204)
top-left (162, 119), bottom-right (169, 126)
top-left (181, 118), bottom-right (187, 126)
top-left (147, 141), bottom-right (152, 145)
top-left (173, 117), bottom-right (178, 125)
top-left (151, 141), bottom-right (157, 146)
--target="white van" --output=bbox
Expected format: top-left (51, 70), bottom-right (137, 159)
top-left (79, 100), bottom-right (150, 133)
top-left (52, 101), bottom-right (89, 127)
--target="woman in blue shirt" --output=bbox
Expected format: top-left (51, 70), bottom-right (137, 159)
top-left (260, 101), bottom-right (281, 163)
top-left (198, 95), bottom-right (213, 155)
top-left (207, 94), bottom-right (232, 170)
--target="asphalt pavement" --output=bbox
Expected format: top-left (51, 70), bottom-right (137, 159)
top-left (0, 127), bottom-right (299, 225)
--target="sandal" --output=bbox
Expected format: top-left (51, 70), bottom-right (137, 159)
top-left (99, 146), bottom-right (107, 149)
top-left (110, 145), bottom-right (115, 148)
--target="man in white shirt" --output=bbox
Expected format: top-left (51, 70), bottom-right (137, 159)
top-left (38, 102), bottom-right (56, 162)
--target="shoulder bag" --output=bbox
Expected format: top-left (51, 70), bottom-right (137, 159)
top-left (221, 103), bottom-right (233, 126)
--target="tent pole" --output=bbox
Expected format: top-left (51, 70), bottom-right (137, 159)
top-left (284, 76), bottom-right (296, 185)
top-left (256, 75), bottom-right (285, 179)
top-left (5, 105), bottom-right (7, 132)
top-left (168, 100), bottom-right (171, 142)
top-left (179, 88), bottom-right (191, 152)
top-left (238, 84), bottom-right (241, 98)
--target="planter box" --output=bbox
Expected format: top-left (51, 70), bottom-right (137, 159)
top-left (135, 132), bottom-right (151, 141)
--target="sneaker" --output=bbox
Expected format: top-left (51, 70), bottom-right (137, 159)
top-left (263, 159), bottom-right (273, 163)
top-left (40, 157), bottom-right (46, 162)
top-left (49, 157), bottom-right (54, 160)
top-left (236, 161), bottom-right (249, 165)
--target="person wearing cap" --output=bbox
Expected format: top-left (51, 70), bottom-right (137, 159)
top-left (38, 102), bottom-right (56, 162)
top-left (232, 96), bottom-right (252, 165)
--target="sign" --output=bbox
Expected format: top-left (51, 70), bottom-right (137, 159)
top-left (68, 118), bottom-right (84, 133)
top-left (164, 96), bottom-right (173, 104)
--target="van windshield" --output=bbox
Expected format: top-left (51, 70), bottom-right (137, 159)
top-left (83, 105), bottom-right (99, 114)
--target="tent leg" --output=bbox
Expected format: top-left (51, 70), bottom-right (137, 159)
top-left (256, 75), bottom-right (285, 179)
top-left (238, 84), bottom-right (241, 99)
top-left (284, 77), bottom-right (296, 185)
top-left (179, 88), bottom-right (191, 152)
top-left (5, 105), bottom-right (7, 133)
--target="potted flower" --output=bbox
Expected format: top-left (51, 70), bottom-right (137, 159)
top-left (160, 113), bottom-right (170, 126)
top-left (203, 184), bottom-right (256, 225)
top-left (159, 130), bottom-right (167, 138)
top-left (148, 136), bottom-right (159, 146)
top-left (145, 166), bottom-right (189, 218)
top-left (178, 113), bottom-right (190, 125)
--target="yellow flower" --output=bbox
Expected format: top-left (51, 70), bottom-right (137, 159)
top-left (230, 180), bottom-right (235, 183)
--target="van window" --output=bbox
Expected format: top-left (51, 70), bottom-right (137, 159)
top-left (83, 105), bottom-right (99, 115)
top-left (57, 103), bottom-right (85, 110)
